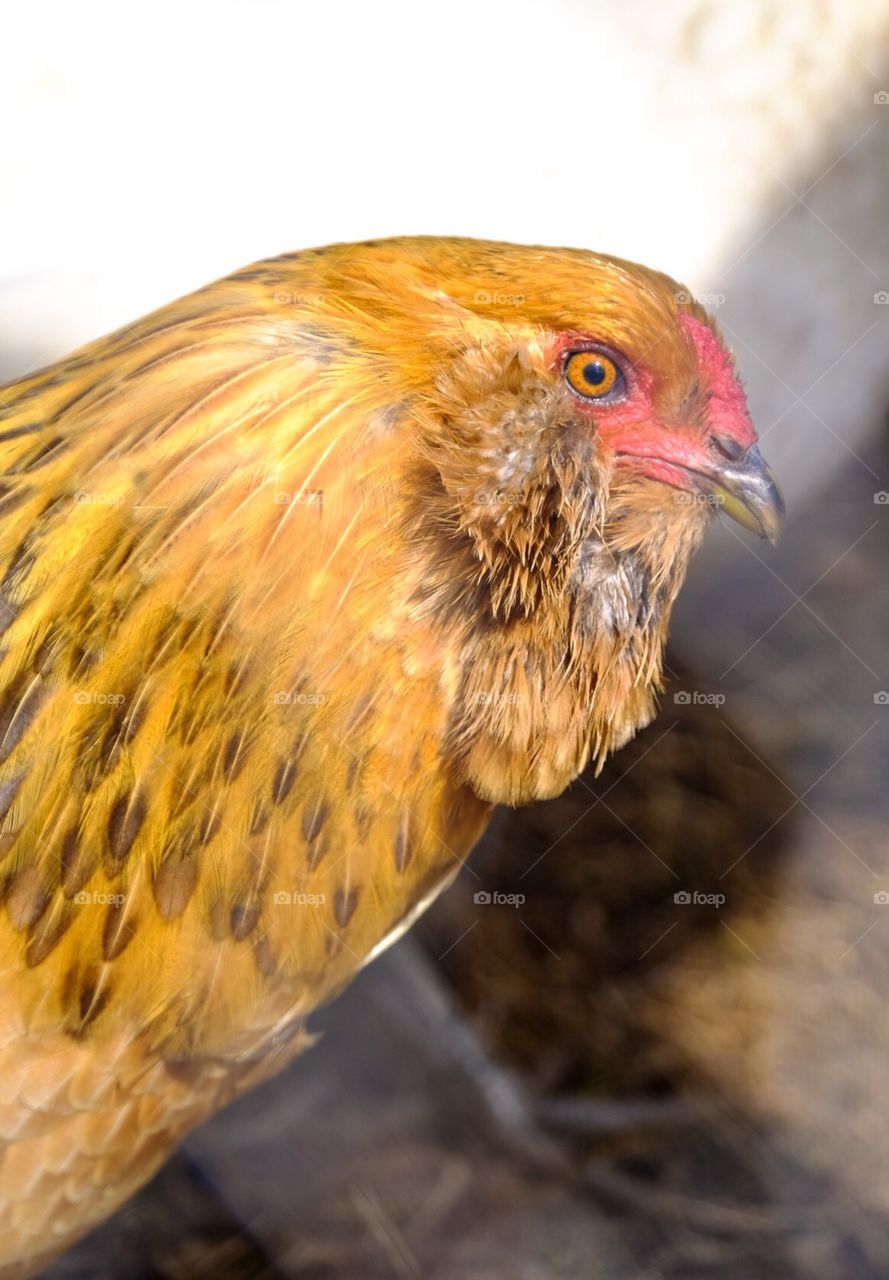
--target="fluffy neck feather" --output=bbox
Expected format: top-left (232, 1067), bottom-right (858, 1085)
top-left (398, 456), bottom-right (705, 805)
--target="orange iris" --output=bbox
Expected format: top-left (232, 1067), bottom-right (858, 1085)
top-left (564, 350), bottom-right (622, 400)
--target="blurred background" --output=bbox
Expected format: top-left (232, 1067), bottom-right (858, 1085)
top-left (4, 1), bottom-right (889, 1276)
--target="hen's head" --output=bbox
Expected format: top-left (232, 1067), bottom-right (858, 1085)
top-left (310, 237), bottom-right (782, 584)
top-left (271, 237), bottom-right (784, 799)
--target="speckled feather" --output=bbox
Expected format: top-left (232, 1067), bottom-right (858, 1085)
top-left (0, 237), bottom-right (725, 1274)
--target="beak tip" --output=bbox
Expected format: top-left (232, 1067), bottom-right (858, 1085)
top-left (758, 489), bottom-right (786, 545)
top-left (760, 482), bottom-right (786, 545)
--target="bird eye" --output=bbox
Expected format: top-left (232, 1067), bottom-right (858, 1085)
top-left (564, 350), bottom-right (625, 402)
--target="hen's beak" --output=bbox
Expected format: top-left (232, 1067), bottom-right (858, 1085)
top-left (702, 444), bottom-right (785, 544)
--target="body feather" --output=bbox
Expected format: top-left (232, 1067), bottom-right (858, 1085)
top-left (0, 237), bottom-right (771, 1274)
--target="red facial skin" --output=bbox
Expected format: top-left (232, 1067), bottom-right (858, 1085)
top-left (552, 315), bottom-right (757, 492)
top-left (677, 315), bottom-right (756, 450)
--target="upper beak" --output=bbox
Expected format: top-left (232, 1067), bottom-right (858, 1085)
top-left (703, 444), bottom-right (785, 544)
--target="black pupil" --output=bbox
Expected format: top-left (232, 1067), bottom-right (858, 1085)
top-left (583, 360), bottom-right (607, 386)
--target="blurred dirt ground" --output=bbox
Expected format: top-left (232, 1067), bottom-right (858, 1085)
top-left (45, 428), bottom-right (889, 1279)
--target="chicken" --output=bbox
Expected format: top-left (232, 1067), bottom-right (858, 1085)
top-left (0, 237), bottom-right (783, 1276)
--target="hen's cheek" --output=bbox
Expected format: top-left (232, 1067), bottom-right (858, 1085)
top-left (613, 457), bottom-right (697, 494)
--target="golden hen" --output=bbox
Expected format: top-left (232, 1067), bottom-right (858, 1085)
top-left (0, 237), bottom-right (782, 1275)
